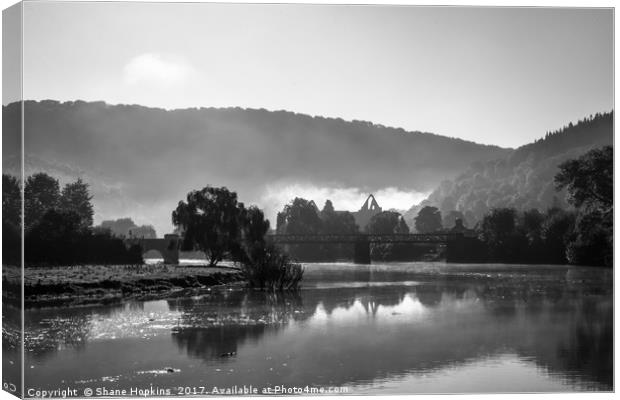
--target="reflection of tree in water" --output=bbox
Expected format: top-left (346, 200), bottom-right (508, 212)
top-left (567, 299), bottom-right (613, 388)
top-left (537, 297), bottom-right (613, 389)
top-left (167, 290), bottom-right (304, 320)
top-left (169, 286), bottom-right (419, 361)
top-left (305, 285), bottom-right (411, 316)
top-left (356, 288), bottom-right (407, 316)
top-left (172, 324), bottom-right (269, 361)
top-left (307, 279), bottom-right (612, 390)
top-left (169, 290), bottom-right (306, 361)
top-left (440, 276), bottom-right (613, 389)
top-left (414, 285), bottom-right (446, 307)
top-left (316, 284), bottom-right (611, 390)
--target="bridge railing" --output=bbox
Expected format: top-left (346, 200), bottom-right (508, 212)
top-left (266, 233), bottom-right (463, 244)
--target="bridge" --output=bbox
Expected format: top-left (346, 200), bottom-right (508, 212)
top-left (124, 234), bottom-right (181, 264)
top-left (267, 232), bottom-right (471, 264)
top-left (123, 231), bottom-right (475, 265)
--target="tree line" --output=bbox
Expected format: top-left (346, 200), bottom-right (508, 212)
top-left (2, 172), bottom-right (142, 265)
top-left (412, 146), bottom-right (612, 266)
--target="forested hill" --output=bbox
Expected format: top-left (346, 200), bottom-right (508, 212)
top-left (3, 100), bottom-right (508, 192)
top-left (404, 111), bottom-right (614, 229)
top-left (2, 100), bottom-right (508, 233)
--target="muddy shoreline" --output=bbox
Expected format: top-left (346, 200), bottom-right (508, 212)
top-left (2, 264), bottom-right (245, 308)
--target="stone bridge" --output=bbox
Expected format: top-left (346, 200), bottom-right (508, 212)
top-left (124, 234), bottom-right (180, 264)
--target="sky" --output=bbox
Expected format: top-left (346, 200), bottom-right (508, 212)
top-left (13, 2), bottom-right (614, 148)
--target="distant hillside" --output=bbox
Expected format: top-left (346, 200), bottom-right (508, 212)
top-left (404, 112), bottom-right (614, 229)
top-left (3, 100), bottom-right (508, 234)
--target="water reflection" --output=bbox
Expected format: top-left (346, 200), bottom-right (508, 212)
top-left (3, 303), bottom-right (23, 395)
top-left (169, 291), bottom-right (302, 360)
top-left (23, 263), bottom-right (612, 393)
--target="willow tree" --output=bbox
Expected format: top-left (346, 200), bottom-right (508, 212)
top-left (172, 186), bottom-right (241, 267)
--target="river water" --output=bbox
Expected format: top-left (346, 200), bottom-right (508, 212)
top-left (17, 262), bottom-right (613, 395)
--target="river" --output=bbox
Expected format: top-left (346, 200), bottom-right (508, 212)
top-left (15, 262), bottom-right (613, 395)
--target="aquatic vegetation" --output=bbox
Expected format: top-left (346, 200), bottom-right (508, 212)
top-left (241, 244), bottom-right (304, 291)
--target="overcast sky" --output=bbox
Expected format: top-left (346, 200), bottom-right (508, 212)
top-left (12, 3), bottom-right (613, 148)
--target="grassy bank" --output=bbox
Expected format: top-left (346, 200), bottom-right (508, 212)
top-left (2, 264), bottom-right (244, 308)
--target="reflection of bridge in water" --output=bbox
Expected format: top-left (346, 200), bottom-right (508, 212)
top-left (267, 233), bottom-right (471, 264)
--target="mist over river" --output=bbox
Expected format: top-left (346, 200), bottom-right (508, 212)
top-left (12, 262), bottom-right (613, 394)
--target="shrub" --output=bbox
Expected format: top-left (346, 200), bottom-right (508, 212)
top-left (241, 243), bottom-right (304, 291)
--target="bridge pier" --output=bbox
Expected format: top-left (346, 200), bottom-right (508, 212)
top-left (125, 234), bottom-right (180, 265)
top-left (353, 239), bottom-right (371, 264)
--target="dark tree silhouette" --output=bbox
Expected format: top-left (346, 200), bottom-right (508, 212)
top-left (367, 211), bottom-right (412, 260)
top-left (234, 205), bottom-right (271, 262)
top-left (3, 174), bottom-right (21, 264)
top-left (321, 199), bottom-right (335, 215)
top-left (469, 201), bottom-right (609, 266)
top-left (25, 172), bottom-right (60, 231)
top-left (567, 209), bottom-right (612, 266)
top-left (172, 186), bottom-right (242, 267)
top-left (276, 198), bottom-right (323, 261)
top-left (480, 208), bottom-right (522, 261)
top-left (367, 211), bottom-right (405, 235)
top-left (276, 198), bottom-right (323, 235)
top-left (414, 206), bottom-right (442, 233)
top-left (2, 174), bottom-right (20, 228)
top-left (319, 202), bottom-right (359, 260)
top-left (59, 178), bottom-right (94, 229)
top-left (322, 210), bottom-right (358, 235)
top-left (555, 146), bottom-right (613, 211)
top-left (554, 146), bottom-right (613, 267)
top-left (240, 206), bottom-right (270, 243)
top-left (26, 209), bottom-right (83, 264)
top-left (28, 209), bottom-right (83, 243)
top-left (395, 216), bottom-right (410, 234)
top-left (521, 209), bottom-right (544, 245)
top-left (541, 208), bottom-right (576, 264)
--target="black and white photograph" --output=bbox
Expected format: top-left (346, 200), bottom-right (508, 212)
top-left (1, 0), bottom-right (614, 397)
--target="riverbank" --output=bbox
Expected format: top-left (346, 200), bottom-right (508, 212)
top-left (2, 264), bottom-right (244, 308)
